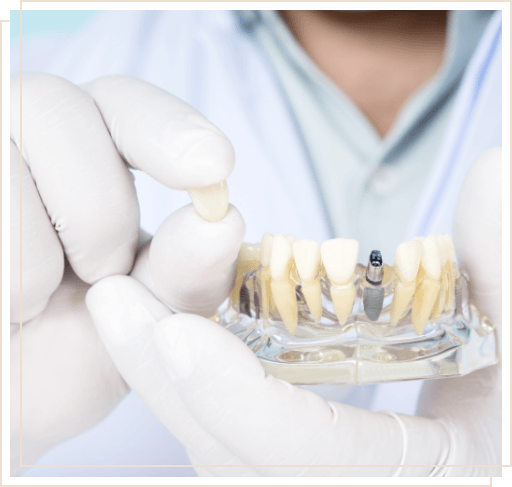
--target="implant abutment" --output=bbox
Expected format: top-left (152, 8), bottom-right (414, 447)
top-left (364, 250), bottom-right (384, 321)
top-left (366, 250), bottom-right (383, 285)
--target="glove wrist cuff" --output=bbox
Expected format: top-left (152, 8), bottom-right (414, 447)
top-left (380, 410), bottom-right (451, 477)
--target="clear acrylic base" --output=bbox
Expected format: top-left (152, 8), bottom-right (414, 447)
top-left (215, 265), bottom-right (498, 385)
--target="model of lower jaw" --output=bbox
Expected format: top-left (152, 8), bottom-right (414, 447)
top-left (232, 232), bottom-right (458, 337)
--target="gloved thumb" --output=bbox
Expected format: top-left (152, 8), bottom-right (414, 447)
top-left (453, 147), bottom-right (502, 333)
top-left (131, 203), bottom-right (245, 317)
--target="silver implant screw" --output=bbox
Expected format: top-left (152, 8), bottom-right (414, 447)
top-left (366, 250), bottom-right (383, 285)
top-left (364, 250), bottom-right (384, 321)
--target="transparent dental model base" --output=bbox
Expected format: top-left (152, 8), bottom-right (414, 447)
top-left (215, 245), bottom-right (498, 385)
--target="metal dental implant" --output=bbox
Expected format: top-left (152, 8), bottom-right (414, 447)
top-left (363, 250), bottom-right (384, 321)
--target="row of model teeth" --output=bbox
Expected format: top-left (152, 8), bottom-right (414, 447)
top-left (255, 233), bottom-right (456, 336)
top-left (261, 233), bottom-right (359, 335)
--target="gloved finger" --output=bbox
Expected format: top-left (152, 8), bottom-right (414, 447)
top-left (155, 314), bottom-right (450, 475)
top-left (415, 147), bottom-right (503, 476)
top-left (10, 73), bottom-right (140, 284)
top-left (85, 275), bottom-right (256, 474)
top-left (454, 147), bottom-right (502, 330)
top-left (11, 264), bottom-right (129, 468)
top-left (82, 76), bottom-right (235, 221)
top-left (10, 141), bottom-right (64, 323)
top-left (131, 203), bottom-right (245, 317)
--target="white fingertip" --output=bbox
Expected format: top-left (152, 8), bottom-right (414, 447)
top-left (320, 238), bottom-right (359, 285)
top-left (187, 180), bottom-right (229, 222)
top-left (394, 240), bottom-right (423, 282)
top-left (83, 76), bottom-right (235, 189)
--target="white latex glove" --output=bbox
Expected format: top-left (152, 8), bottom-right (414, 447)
top-left (10, 74), bottom-right (237, 474)
top-left (86, 147), bottom-right (502, 476)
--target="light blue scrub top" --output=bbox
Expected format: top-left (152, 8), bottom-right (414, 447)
top-left (241, 10), bottom-right (494, 263)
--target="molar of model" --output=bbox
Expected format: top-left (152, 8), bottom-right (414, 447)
top-left (270, 234), bottom-right (298, 334)
top-left (320, 238), bottom-right (359, 325)
top-left (187, 180), bottom-right (229, 222)
top-left (293, 239), bottom-right (322, 322)
top-left (412, 234), bottom-right (442, 335)
top-left (390, 239), bottom-right (423, 326)
top-left (230, 242), bottom-right (261, 305)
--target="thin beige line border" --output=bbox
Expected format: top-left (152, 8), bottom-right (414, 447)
top-left (12, 0), bottom-right (508, 476)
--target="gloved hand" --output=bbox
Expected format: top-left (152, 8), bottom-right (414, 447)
top-left (10, 74), bottom-right (239, 475)
top-left (86, 147), bottom-right (502, 477)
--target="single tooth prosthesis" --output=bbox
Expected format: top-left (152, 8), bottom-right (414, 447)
top-left (216, 233), bottom-right (498, 385)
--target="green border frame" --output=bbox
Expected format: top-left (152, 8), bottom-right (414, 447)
top-left (0, 0), bottom-right (512, 487)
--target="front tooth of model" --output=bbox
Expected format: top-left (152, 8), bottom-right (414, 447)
top-left (187, 180), bottom-right (229, 222)
top-left (270, 234), bottom-right (298, 334)
top-left (437, 233), bottom-right (456, 312)
top-left (286, 234), bottom-right (296, 245)
top-left (412, 234), bottom-right (442, 335)
top-left (321, 238), bottom-right (359, 325)
top-left (260, 233), bottom-right (273, 319)
top-left (293, 239), bottom-right (322, 322)
top-left (390, 240), bottom-right (423, 325)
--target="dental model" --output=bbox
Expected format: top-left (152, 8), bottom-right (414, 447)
top-left (216, 231), bottom-right (497, 385)
top-left (231, 232), bottom-right (462, 335)
top-left (320, 238), bottom-right (359, 325)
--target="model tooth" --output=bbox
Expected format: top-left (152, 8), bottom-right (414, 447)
top-left (321, 238), bottom-right (359, 325)
top-left (437, 234), bottom-right (456, 312)
top-left (412, 235), bottom-right (441, 335)
top-left (293, 239), bottom-right (322, 322)
top-left (390, 240), bottom-right (423, 325)
top-left (394, 240), bottom-right (423, 282)
top-left (270, 234), bottom-right (293, 279)
top-left (330, 285), bottom-right (356, 325)
top-left (259, 233), bottom-right (273, 319)
top-left (390, 280), bottom-right (415, 326)
top-left (293, 239), bottom-right (320, 281)
top-left (286, 234), bottom-right (296, 245)
top-left (321, 238), bottom-right (359, 284)
top-left (230, 243), bottom-right (261, 306)
top-left (418, 234), bottom-right (441, 280)
top-left (260, 233), bottom-right (273, 267)
top-left (270, 234), bottom-right (298, 333)
top-left (187, 180), bottom-right (229, 222)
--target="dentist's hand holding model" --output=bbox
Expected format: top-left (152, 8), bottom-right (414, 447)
top-left (10, 9), bottom-right (502, 477)
top-left (10, 74), bottom-right (244, 474)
